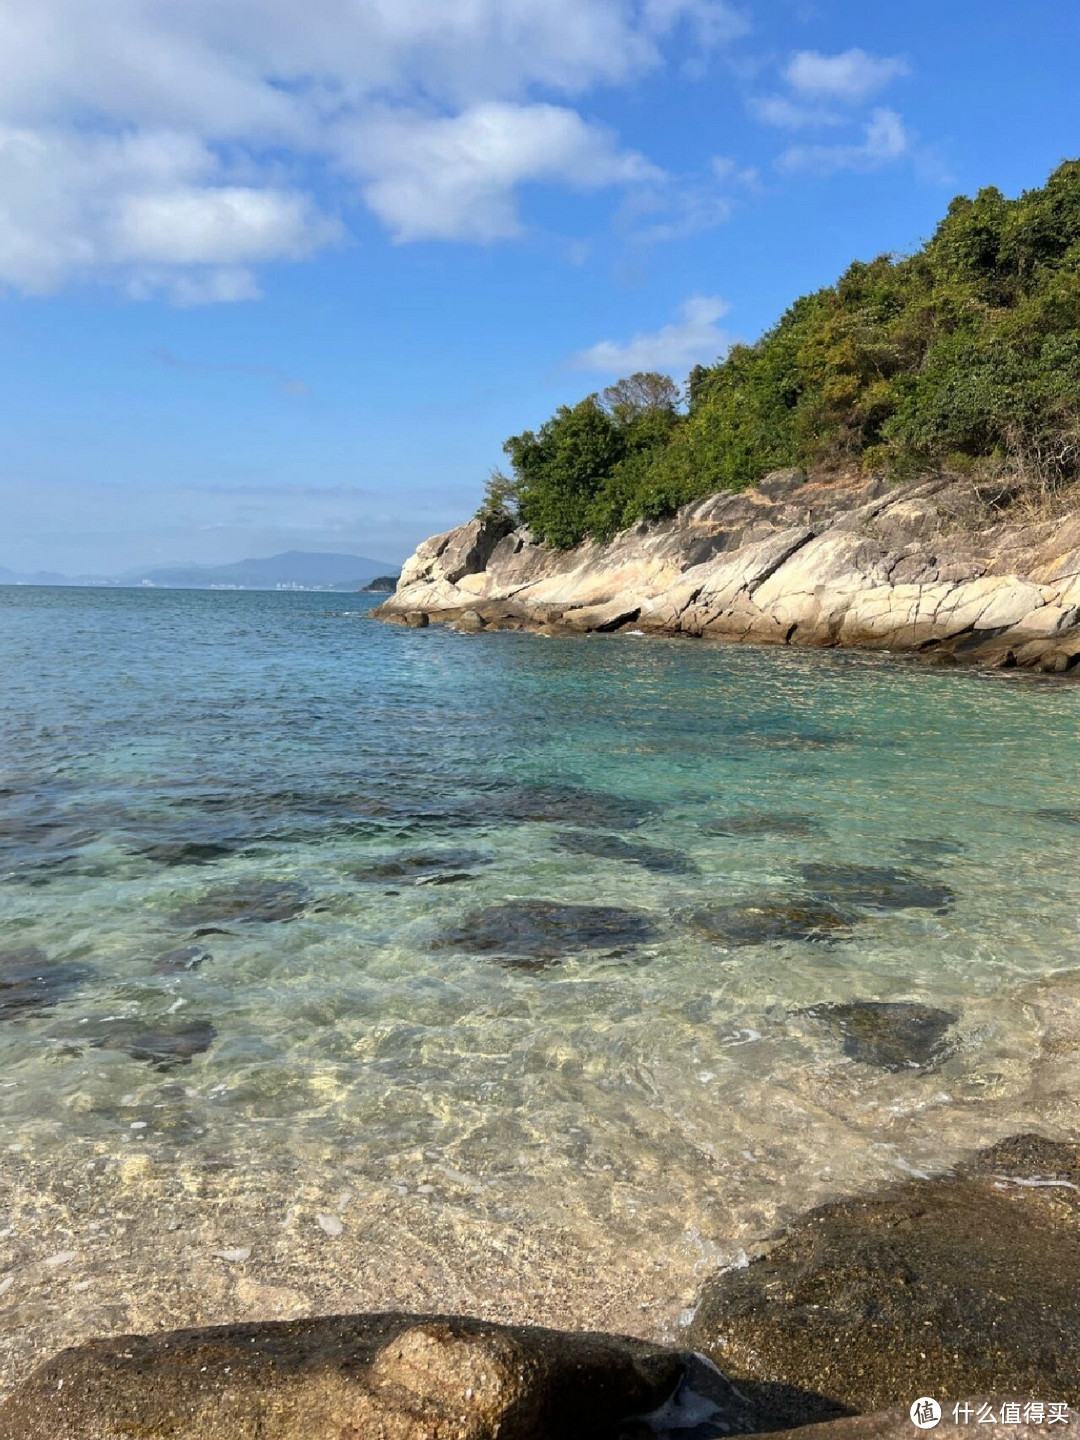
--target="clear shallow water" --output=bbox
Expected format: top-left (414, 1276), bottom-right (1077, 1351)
top-left (1, 585), bottom-right (1080, 1371)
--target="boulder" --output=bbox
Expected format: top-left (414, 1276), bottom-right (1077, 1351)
top-left (687, 1134), bottom-right (1080, 1417)
top-left (0, 1312), bottom-right (763, 1440)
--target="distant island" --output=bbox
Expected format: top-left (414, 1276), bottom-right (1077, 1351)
top-left (0, 551), bottom-right (398, 592)
top-left (360, 575), bottom-right (400, 593)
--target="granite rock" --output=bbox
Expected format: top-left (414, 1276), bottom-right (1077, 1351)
top-left (687, 1134), bottom-right (1080, 1417)
top-left (0, 1312), bottom-right (759, 1440)
top-left (376, 474), bottom-right (1080, 671)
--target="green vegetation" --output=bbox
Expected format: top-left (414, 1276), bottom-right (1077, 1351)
top-left (489, 160), bottom-right (1080, 547)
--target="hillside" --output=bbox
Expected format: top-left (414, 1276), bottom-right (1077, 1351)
top-left (130, 551), bottom-right (395, 590)
top-left (487, 160), bottom-right (1080, 548)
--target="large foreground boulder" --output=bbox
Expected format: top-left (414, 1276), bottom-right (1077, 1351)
top-left (0, 1312), bottom-right (760, 1440)
top-left (688, 1134), bottom-right (1080, 1416)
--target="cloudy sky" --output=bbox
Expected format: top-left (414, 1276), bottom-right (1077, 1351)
top-left (0, 0), bottom-right (1076, 574)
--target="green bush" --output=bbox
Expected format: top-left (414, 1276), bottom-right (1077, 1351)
top-left (501, 161), bottom-right (1080, 546)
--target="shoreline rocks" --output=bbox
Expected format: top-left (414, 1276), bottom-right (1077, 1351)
top-left (0, 1313), bottom-right (760, 1440)
top-left (375, 472), bottom-right (1080, 673)
top-left (687, 1134), bottom-right (1080, 1417)
top-left (6, 1135), bottom-right (1079, 1436)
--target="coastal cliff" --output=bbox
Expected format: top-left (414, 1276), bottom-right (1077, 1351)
top-left (375, 469), bottom-right (1080, 673)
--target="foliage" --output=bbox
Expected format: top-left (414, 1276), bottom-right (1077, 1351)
top-left (475, 468), bottom-right (521, 526)
top-left (499, 160), bottom-right (1080, 546)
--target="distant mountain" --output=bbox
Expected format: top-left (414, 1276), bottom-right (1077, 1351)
top-left (0, 565), bottom-right (82, 586)
top-left (127, 551), bottom-right (397, 591)
top-left (0, 551), bottom-right (399, 591)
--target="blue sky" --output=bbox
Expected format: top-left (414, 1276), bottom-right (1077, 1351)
top-left (0, 0), bottom-right (1077, 575)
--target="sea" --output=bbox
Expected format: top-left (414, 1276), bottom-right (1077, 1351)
top-left (1, 584), bottom-right (1078, 1387)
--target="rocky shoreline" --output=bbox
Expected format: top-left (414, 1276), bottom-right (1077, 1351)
top-left (4, 1132), bottom-right (1078, 1438)
top-left (375, 471), bottom-right (1080, 674)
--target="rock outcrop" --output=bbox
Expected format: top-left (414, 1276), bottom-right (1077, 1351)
top-left (375, 472), bottom-right (1080, 672)
top-left (687, 1134), bottom-right (1080, 1416)
top-left (5, 1137), bottom-right (1080, 1437)
top-left (0, 1312), bottom-right (764, 1440)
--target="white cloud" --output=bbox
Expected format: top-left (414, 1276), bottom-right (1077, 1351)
top-left (0, 123), bottom-right (337, 299)
top-left (571, 294), bottom-right (731, 373)
top-left (749, 95), bottom-right (843, 130)
top-left (778, 107), bottom-right (910, 175)
top-left (346, 102), bottom-right (661, 243)
top-left (784, 48), bottom-right (908, 103)
top-left (0, 0), bottom-right (747, 300)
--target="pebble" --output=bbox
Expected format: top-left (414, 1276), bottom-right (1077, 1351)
top-left (44, 1251), bottom-right (77, 1269)
top-left (212, 1247), bottom-right (251, 1263)
top-left (316, 1213), bottom-right (343, 1237)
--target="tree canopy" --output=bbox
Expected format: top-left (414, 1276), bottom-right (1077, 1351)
top-left (489, 160), bottom-right (1080, 547)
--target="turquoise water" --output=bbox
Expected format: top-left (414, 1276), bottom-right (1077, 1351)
top-left (2, 585), bottom-right (1079, 1350)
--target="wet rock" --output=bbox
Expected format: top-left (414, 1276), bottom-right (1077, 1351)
top-left (348, 848), bottom-right (492, 886)
top-left (691, 900), bottom-right (854, 946)
top-left (150, 946), bottom-right (212, 974)
top-left (171, 880), bottom-right (309, 927)
top-left (433, 900), bottom-right (659, 963)
top-left (467, 783), bottom-right (658, 829)
top-left (454, 609), bottom-right (487, 632)
top-left (0, 947), bottom-right (93, 1019)
top-left (687, 1133), bottom-right (1080, 1419)
top-left (556, 830), bottom-right (698, 875)
top-left (797, 863), bottom-right (955, 912)
top-left (402, 610), bottom-right (429, 627)
top-left (132, 839), bottom-right (239, 866)
top-left (803, 1000), bottom-right (959, 1070)
top-left (704, 813), bottom-right (822, 839)
top-left (0, 1311), bottom-right (765, 1440)
top-left (90, 1018), bottom-right (217, 1070)
top-left (1035, 807), bottom-right (1080, 828)
top-left (752, 732), bottom-right (852, 751)
top-left (897, 836), bottom-right (965, 862)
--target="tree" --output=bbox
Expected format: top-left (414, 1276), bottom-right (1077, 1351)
top-left (598, 372), bottom-right (682, 424)
top-left (492, 160), bottom-right (1080, 547)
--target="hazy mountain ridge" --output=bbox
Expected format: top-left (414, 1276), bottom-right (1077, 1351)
top-left (0, 551), bottom-right (397, 591)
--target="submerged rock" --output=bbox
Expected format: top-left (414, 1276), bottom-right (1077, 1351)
top-left (803, 1000), bottom-right (959, 1070)
top-left (556, 830), bottom-right (698, 875)
top-left (433, 900), bottom-right (659, 964)
top-left (687, 1133), bottom-right (1080, 1418)
top-left (0, 947), bottom-right (92, 1019)
top-left (132, 839), bottom-right (239, 866)
top-left (797, 863), bottom-right (955, 912)
top-left (348, 848), bottom-right (492, 886)
top-left (1035, 807), bottom-right (1080, 828)
top-left (171, 880), bottom-right (309, 926)
top-left (691, 900), bottom-right (854, 946)
top-left (704, 813), bottom-right (822, 839)
top-left (0, 1312), bottom-right (766, 1440)
top-left (89, 1018), bottom-right (217, 1069)
top-left (466, 783), bottom-right (658, 829)
top-left (897, 836), bottom-right (965, 861)
top-left (150, 945), bottom-right (212, 974)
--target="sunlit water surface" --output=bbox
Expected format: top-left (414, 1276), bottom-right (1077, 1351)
top-left (1, 586), bottom-right (1078, 1382)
